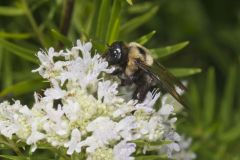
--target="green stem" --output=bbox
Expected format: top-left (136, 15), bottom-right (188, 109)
top-left (60, 0), bottom-right (75, 36)
top-left (49, 147), bottom-right (71, 160)
top-left (0, 137), bottom-right (23, 156)
top-left (21, 0), bottom-right (46, 47)
top-left (8, 139), bottom-right (24, 156)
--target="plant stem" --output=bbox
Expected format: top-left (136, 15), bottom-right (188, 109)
top-left (21, 0), bottom-right (47, 47)
top-left (0, 137), bottom-right (23, 156)
top-left (60, 0), bottom-right (75, 36)
top-left (8, 139), bottom-right (24, 156)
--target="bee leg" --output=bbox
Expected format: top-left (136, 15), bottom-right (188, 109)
top-left (132, 83), bottom-right (151, 102)
top-left (118, 73), bottom-right (133, 86)
top-left (111, 67), bottom-right (122, 75)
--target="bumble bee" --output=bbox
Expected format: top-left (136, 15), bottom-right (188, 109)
top-left (104, 41), bottom-right (186, 105)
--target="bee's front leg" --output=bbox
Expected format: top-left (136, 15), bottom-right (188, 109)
top-left (111, 66), bottom-right (123, 75)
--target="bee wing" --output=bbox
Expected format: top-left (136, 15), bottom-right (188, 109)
top-left (135, 60), bottom-right (187, 105)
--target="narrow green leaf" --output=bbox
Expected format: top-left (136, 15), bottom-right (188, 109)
top-left (39, 4), bottom-right (58, 32)
top-left (187, 82), bottom-right (201, 124)
top-left (3, 53), bottom-right (12, 88)
top-left (92, 40), bottom-right (106, 53)
top-left (147, 140), bottom-right (172, 146)
top-left (0, 32), bottom-right (32, 39)
top-left (89, 0), bottom-right (101, 38)
top-left (169, 68), bottom-right (202, 77)
top-left (0, 46), bottom-right (2, 71)
top-left (219, 65), bottom-right (237, 129)
top-left (0, 6), bottom-right (25, 16)
top-left (0, 39), bottom-right (37, 63)
top-left (136, 30), bottom-right (156, 45)
top-left (126, 0), bottom-right (133, 5)
top-left (150, 41), bottom-right (189, 59)
top-left (13, 71), bottom-right (39, 81)
top-left (0, 146), bottom-right (10, 150)
top-left (0, 155), bottom-right (27, 160)
top-left (106, 0), bottom-right (122, 44)
top-left (50, 29), bottom-right (71, 47)
top-left (220, 123), bottom-right (240, 143)
top-left (128, 2), bottom-right (153, 14)
top-left (135, 155), bottom-right (168, 160)
top-left (132, 140), bottom-right (171, 146)
top-left (96, 0), bottom-right (111, 42)
top-left (120, 6), bottom-right (158, 35)
top-left (0, 78), bottom-right (47, 97)
top-left (203, 67), bottom-right (216, 125)
top-left (31, 0), bottom-right (48, 11)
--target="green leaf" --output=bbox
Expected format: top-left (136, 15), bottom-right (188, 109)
top-left (50, 29), bottom-right (72, 47)
top-left (135, 155), bottom-right (168, 160)
top-left (31, 0), bottom-right (49, 11)
top-left (106, 0), bottom-right (122, 44)
top-left (136, 30), bottom-right (156, 45)
top-left (126, 0), bottom-right (133, 5)
top-left (187, 82), bottom-right (201, 123)
top-left (89, 0), bottom-right (101, 38)
top-left (39, 4), bottom-right (58, 32)
top-left (0, 39), bottom-right (37, 63)
top-left (0, 46), bottom-right (2, 71)
top-left (0, 6), bottom-right (25, 16)
top-left (203, 67), bottom-right (216, 125)
top-left (120, 6), bottom-right (158, 35)
top-left (96, 0), bottom-right (111, 42)
top-left (219, 65), bottom-right (237, 129)
top-left (132, 140), bottom-right (171, 146)
top-left (2, 53), bottom-right (12, 88)
top-left (0, 155), bottom-right (28, 160)
top-left (150, 41), bottom-right (189, 59)
top-left (92, 40), bottom-right (106, 53)
top-left (0, 78), bottom-right (47, 97)
top-left (169, 68), bottom-right (201, 77)
top-left (0, 32), bottom-right (32, 39)
top-left (128, 2), bottom-right (153, 14)
top-left (220, 123), bottom-right (240, 143)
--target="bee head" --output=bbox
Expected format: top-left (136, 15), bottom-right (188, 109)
top-left (105, 41), bottom-right (127, 65)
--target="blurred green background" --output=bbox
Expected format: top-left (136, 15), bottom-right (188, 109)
top-left (0, 0), bottom-right (239, 159)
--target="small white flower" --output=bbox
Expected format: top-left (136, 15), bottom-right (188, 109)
top-left (0, 101), bottom-right (23, 139)
top-left (64, 128), bottom-right (82, 155)
top-left (98, 80), bottom-right (123, 105)
top-left (167, 142), bottom-right (181, 152)
top-left (82, 117), bottom-right (118, 152)
top-left (0, 121), bottom-right (19, 139)
top-left (135, 91), bottom-right (160, 112)
top-left (112, 100), bottom-right (136, 118)
top-left (43, 105), bottom-right (68, 136)
top-left (62, 100), bottom-right (81, 122)
top-left (43, 79), bottom-right (67, 101)
top-left (159, 104), bottom-right (174, 116)
top-left (26, 121), bottom-right (45, 152)
top-left (115, 116), bottom-right (137, 141)
top-left (172, 136), bottom-right (196, 160)
top-left (74, 40), bottom-right (92, 54)
top-left (113, 141), bottom-right (136, 160)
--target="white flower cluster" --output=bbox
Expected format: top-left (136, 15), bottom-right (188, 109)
top-left (0, 40), bottom-right (195, 159)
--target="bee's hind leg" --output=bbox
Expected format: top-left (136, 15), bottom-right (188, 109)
top-left (132, 83), bottom-right (151, 102)
top-left (132, 73), bottom-right (154, 102)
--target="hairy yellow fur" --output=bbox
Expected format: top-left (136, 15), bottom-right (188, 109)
top-left (125, 42), bottom-right (153, 76)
